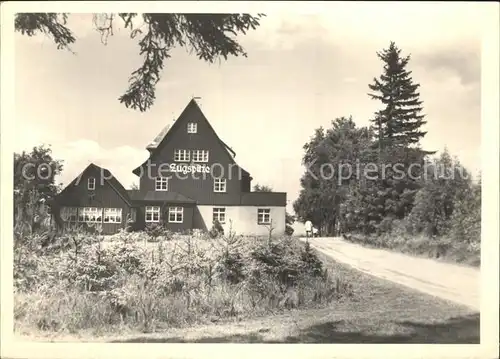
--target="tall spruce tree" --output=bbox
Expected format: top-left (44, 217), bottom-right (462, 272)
top-left (368, 42), bottom-right (427, 149)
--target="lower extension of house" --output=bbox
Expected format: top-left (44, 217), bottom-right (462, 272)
top-left (52, 99), bottom-right (287, 236)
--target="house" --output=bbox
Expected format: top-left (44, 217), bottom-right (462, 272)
top-left (52, 99), bottom-right (287, 235)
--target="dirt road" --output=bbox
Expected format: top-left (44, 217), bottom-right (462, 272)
top-left (301, 237), bottom-right (480, 311)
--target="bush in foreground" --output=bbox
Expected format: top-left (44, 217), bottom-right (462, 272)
top-left (14, 231), bottom-right (352, 336)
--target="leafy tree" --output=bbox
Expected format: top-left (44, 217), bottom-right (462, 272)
top-left (294, 117), bottom-right (374, 235)
top-left (448, 178), bottom-right (481, 244)
top-left (252, 184), bottom-right (273, 192)
top-left (14, 145), bottom-right (64, 237)
top-left (407, 148), bottom-right (473, 236)
top-left (15, 13), bottom-right (264, 112)
top-left (368, 41), bottom-right (427, 149)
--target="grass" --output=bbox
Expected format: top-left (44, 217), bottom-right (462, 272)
top-left (15, 240), bottom-right (479, 343)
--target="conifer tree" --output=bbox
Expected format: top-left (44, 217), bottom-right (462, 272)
top-left (368, 42), bottom-right (427, 149)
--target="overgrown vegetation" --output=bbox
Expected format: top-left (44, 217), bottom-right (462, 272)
top-left (14, 230), bottom-right (352, 336)
top-left (14, 145), bottom-right (63, 242)
top-left (293, 42), bottom-right (481, 265)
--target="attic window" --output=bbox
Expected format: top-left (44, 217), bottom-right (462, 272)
top-left (187, 123), bottom-right (197, 134)
top-left (88, 177), bottom-right (96, 190)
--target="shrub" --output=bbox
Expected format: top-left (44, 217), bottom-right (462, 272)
top-left (14, 232), bottom-right (352, 336)
top-left (208, 220), bottom-right (224, 239)
top-left (145, 223), bottom-right (173, 242)
top-left (215, 251), bottom-right (245, 284)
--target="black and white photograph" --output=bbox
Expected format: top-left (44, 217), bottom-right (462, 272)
top-left (1, 2), bottom-right (499, 358)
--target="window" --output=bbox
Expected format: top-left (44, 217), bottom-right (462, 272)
top-left (79, 207), bottom-right (102, 223)
top-left (257, 208), bottom-right (271, 225)
top-left (214, 178), bottom-right (227, 193)
top-left (128, 208), bottom-right (137, 223)
top-left (213, 207), bottom-right (226, 224)
top-left (192, 149), bottom-right (209, 163)
top-left (155, 177), bottom-right (168, 191)
top-left (145, 206), bottom-right (160, 223)
top-left (61, 207), bottom-right (78, 222)
top-left (168, 207), bottom-right (183, 223)
top-left (104, 208), bottom-right (122, 223)
top-left (174, 149), bottom-right (190, 162)
top-left (88, 177), bottom-right (96, 190)
top-left (187, 122), bottom-right (197, 134)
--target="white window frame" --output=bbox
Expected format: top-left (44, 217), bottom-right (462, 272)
top-left (174, 149), bottom-right (190, 162)
top-left (213, 178), bottom-right (227, 193)
top-left (88, 177), bottom-right (96, 190)
top-left (155, 176), bottom-right (169, 191)
top-left (103, 208), bottom-right (122, 223)
top-left (192, 149), bottom-right (209, 163)
top-left (257, 208), bottom-right (271, 225)
top-left (79, 207), bottom-right (103, 223)
top-left (145, 206), bottom-right (160, 223)
top-left (168, 207), bottom-right (184, 223)
top-left (187, 122), bottom-right (197, 134)
top-left (61, 207), bottom-right (78, 222)
top-left (213, 207), bottom-right (226, 224)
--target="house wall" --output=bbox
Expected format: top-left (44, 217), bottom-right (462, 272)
top-left (137, 102), bottom-right (246, 205)
top-left (55, 166), bottom-right (131, 235)
top-left (133, 203), bottom-right (195, 233)
top-left (162, 204), bottom-right (194, 232)
top-left (196, 205), bottom-right (286, 236)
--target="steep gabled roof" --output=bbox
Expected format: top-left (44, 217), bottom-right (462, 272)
top-left (133, 99), bottom-right (239, 176)
top-left (57, 163), bottom-right (132, 206)
top-left (146, 124), bottom-right (171, 152)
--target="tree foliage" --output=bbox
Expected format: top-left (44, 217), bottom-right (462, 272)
top-left (15, 13), bottom-right (265, 112)
top-left (294, 117), bottom-right (373, 235)
top-left (407, 149), bottom-right (473, 236)
top-left (14, 145), bottom-right (64, 239)
top-left (368, 41), bottom-right (427, 149)
top-left (294, 41), bottom-right (480, 252)
top-left (252, 184), bottom-right (273, 192)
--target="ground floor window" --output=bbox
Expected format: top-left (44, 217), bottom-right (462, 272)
top-left (60, 207), bottom-right (78, 222)
top-left (168, 207), bottom-right (183, 223)
top-left (104, 208), bottom-right (122, 223)
top-left (145, 206), bottom-right (160, 223)
top-left (213, 207), bottom-right (226, 224)
top-left (79, 207), bottom-right (102, 223)
top-left (257, 208), bottom-right (271, 224)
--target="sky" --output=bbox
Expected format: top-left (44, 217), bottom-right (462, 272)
top-left (14, 3), bottom-right (483, 214)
